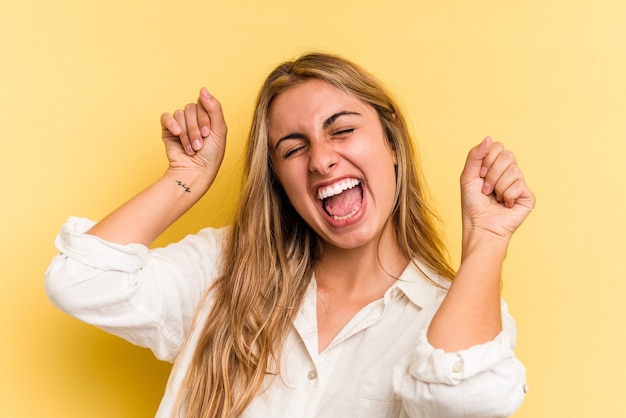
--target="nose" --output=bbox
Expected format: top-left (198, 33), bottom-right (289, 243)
top-left (308, 140), bottom-right (338, 174)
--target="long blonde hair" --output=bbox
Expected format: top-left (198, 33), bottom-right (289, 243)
top-left (174, 52), bottom-right (455, 417)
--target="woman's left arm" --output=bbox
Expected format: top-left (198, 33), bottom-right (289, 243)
top-left (393, 298), bottom-right (527, 417)
top-left (427, 136), bottom-right (535, 352)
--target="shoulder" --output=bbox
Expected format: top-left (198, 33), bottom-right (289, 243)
top-left (394, 259), bottom-right (450, 310)
top-left (409, 259), bottom-right (452, 291)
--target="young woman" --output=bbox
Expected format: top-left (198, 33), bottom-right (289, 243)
top-left (46, 52), bottom-right (535, 417)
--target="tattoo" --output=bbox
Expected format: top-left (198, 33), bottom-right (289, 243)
top-left (175, 180), bottom-right (191, 193)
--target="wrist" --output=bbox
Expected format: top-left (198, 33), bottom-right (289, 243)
top-left (162, 167), bottom-right (214, 197)
top-left (461, 227), bottom-right (510, 263)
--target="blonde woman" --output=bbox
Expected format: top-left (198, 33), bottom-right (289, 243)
top-left (46, 52), bottom-right (535, 417)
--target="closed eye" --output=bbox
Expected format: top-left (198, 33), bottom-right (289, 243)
top-left (332, 128), bottom-right (355, 137)
top-left (283, 144), bottom-right (308, 158)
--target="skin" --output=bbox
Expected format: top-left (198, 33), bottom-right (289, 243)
top-left (86, 80), bottom-right (535, 353)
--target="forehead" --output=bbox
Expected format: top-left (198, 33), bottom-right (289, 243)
top-left (267, 79), bottom-right (371, 132)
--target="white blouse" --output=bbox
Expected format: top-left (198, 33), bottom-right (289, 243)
top-left (45, 217), bottom-right (527, 417)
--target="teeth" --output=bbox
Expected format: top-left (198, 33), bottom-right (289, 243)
top-left (317, 178), bottom-right (360, 200)
top-left (332, 204), bottom-right (361, 221)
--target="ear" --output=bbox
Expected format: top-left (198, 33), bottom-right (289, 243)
top-left (388, 140), bottom-right (398, 165)
top-left (391, 114), bottom-right (399, 163)
top-left (386, 129), bottom-right (398, 166)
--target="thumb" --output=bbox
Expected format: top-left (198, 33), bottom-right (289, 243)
top-left (461, 136), bottom-right (492, 182)
top-left (198, 88), bottom-right (228, 139)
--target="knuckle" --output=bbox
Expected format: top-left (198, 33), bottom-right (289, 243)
top-left (491, 141), bottom-right (505, 153)
top-left (502, 150), bottom-right (517, 163)
top-left (510, 164), bottom-right (524, 180)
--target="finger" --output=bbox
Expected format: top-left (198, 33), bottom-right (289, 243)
top-left (482, 148), bottom-right (517, 196)
top-left (173, 109), bottom-right (194, 155)
top-left (479, 141), bottom-right (505, 177)
top-left (499, 178), bottom-right (527, 208)
top-left (492, 164), bottom-right (525, 206)
top-left (461, 136), bottom-right (493, 183)
top-left (197, 89), bottom-right (211, 138)
top-left (198, 88), bottom-right (228, 140)
top-left (184, 103), bottom-right (203, 152)
top-left (160, 112), bottom-right (181, 137)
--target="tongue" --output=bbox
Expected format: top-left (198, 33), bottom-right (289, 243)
top-left (323, 186), bottom-right (362, 217)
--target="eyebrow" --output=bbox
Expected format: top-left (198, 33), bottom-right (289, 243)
top-left (274, 111), bottom-right (361, 150)
top-left (322, 111), bottom-right (360, 129)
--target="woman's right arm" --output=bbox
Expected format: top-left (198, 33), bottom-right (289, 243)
top-left (87, 87), bottom-right (227, 246)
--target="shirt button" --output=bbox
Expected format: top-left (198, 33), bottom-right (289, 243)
top-left (389, 288), bottom-right (397, 299)
top-left (452, 361), bottom-right (464, 373)
top-left (307, 370), bottom-right (318, 380)
top-left (523, 383), bottom-right (529, 394)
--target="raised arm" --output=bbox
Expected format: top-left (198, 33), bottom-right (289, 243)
top-left (427, 136), bottom-right (535, 352)
top-left (87, 88), bottom-right (227, 246)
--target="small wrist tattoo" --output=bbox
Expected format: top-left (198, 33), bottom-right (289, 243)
top-left (175, 180), bottom-right (191, 193)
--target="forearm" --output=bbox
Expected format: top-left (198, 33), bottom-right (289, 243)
top-left (427, 230), bottom-right (509, 352)
top-left (86, 169), bottom-right (212, 246)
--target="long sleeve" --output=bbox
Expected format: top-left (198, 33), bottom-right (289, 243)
top-left (44, 217), bottom-right (227, 362)
top-left (393, 299), bottom-right (527, 418)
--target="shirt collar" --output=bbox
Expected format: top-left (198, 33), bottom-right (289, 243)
top-left (391, 260), bottom-right (449, 309)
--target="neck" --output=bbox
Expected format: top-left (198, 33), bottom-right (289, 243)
top-left (315, 224), bottom-right (408, 294)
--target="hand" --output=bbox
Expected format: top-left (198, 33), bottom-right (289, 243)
top-left (160, 88), bottom-right (227, 180)
top-left (460, 136), bottom-right (535, 243)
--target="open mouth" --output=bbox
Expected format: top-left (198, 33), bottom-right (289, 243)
top-left (317, 178), bottom-right (363, 221)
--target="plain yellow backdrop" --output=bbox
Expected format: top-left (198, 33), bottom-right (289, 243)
top-left (2, 0), bottom-right (625, 416)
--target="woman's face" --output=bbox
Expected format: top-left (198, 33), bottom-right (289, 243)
top-left (268, 79), bottom-right (398, 252)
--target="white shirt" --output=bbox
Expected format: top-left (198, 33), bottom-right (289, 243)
top-left (45, 217), bottom-right (527, 417)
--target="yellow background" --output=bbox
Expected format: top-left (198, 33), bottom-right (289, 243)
top-left (2, 0), bottom-right (624, 416)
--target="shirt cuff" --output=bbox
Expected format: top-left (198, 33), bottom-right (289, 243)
top-left (54, 216), bottom-right (149, 273)
top-left (408, 303), bottom-right (517, 385)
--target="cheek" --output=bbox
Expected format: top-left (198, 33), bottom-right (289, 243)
top-left (273, 166), bottom-right (308, 206)
top-left (280, 179), bottom-right (299, 202)
top-left (371, 155), bottom-right (400, 203)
